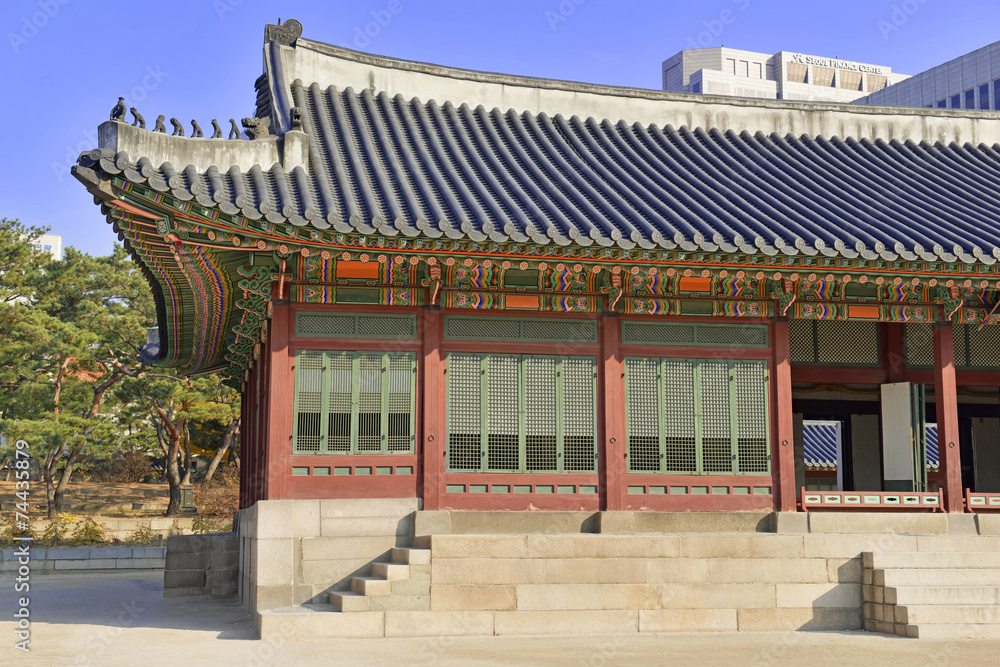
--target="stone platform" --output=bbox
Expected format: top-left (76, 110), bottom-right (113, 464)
top-left (236, 500), bottom-right (1000, 640)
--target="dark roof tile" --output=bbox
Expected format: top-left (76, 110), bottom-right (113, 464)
top-left (78, 85), bottom-right (1000, 264)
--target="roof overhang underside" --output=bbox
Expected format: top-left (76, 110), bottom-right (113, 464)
top-left (72, 21), bottom-right (1000, 379)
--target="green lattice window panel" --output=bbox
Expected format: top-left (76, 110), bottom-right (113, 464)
top-left (905, 323), bottom-right (1000, 370)
top-left (293, 350), bottom-right (417, 455)
top-left (624, 357), bottom-right (770, 475)
top-left (446, 353), bottom-right (598, 473)
top-left (621, 321), bottom-right (768, 348)
top-left (444, 316), bottom-right (598, 343)
top-left (295, 312), bottom-right (417, 338)
top-left (788, 320), bottom-right (880, 367)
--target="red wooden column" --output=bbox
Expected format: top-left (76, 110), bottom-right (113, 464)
top-left (258, 332), bottom-right (271, 501)
top-left (265, 292), bottom-right (292, 500)
top-left (885, 323), bottom-right (906, 383)
top-left (259, 355), bottom-right (269, 502)
top-left (773, 318), bottom-right (797, 511)
top-left (933, 321), bottom-right (963, 512)
top-left (421, 307), bottom-right (445, 510)
top-left (601, 313), bottom-right (626, 511)
top-left (251, 361), bottom-right (263, 504)
top-left (239, 364), bottom-right (254, 509)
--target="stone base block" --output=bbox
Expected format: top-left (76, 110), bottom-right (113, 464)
top-left (639, 609), bottom-right (738, 632)
top-left (682, 534), bottom-right (805, 558)
top-left (450, 511), bottom-right (599, 535)
top-left (164, 569), bottom-right (205, 588)
top-left (54, 559), bottom-right (116, 570)
top-left (806, 512), bottom-right (947, 536)
top-left (662, 583), bottom-right (776, 609)
top-left (774, 512), bottom-right (809, 534)
top-left (257, 610), bottom-right (385, 640)
top-left (413, 510), bottom-right (452, 537)
top-left (163, 587), bottom-right (208, 598)
top-left (431, 558), bottom-right (543, 586)
top-left (516, 583), bottom-right (660, 611)
top-left (383, 611), bottom-right (494, 637)
top-left (495, 610), bottom-right (638, 635)
top-left (431, 585), bottom-right (516, 611)
top-left (368, 594), bottom-right (430, 612)
top-left (600, 511), bottom-right (773, 534)
top-left (737, 607), bottom-right (862, 631)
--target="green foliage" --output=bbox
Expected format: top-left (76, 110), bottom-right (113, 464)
top-left (191, 516), bottom-right (231, 534)
top-left (0, 217), bottom-right (49, 305)
top-left (0, 216), bottom-right (156, 450)
top-left (125, 524), bottom-right (156, 545)
top-left (71, 517), bottom-right (107, 545)
top-left (0, 217), bottom-right (241, 515)
top-left (40, 512), bottom-right (76, 547)
top-left (0, 511), bottom-right (37, 547)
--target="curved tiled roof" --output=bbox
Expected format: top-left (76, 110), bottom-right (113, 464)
top-left (77, 84), bottom-right (1000, 265)
top-left (70, 22), bottom-right (1000, 375)
top-left (802, 422), bottom-right (840, 469)
top-left (803, 421), bottom-right (939, 470)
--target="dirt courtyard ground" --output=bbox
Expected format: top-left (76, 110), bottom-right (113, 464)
top-left (1, 572), bottom-right (997, 666)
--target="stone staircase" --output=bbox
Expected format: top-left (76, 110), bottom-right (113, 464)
top-left (863, 549), bottom-right (1000, 638)
top-left (248, 505), bottom-right (1000, 640)
top-left (330, 547), bottom-right (431, 612)
top-left (259, 531), bottom-right (866, 638)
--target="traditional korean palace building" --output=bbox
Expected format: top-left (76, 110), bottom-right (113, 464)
top-left (74, 20), bottom-right (1000, 520)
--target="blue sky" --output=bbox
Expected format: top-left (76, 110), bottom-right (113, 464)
top-left (2, 0), bottom-right (998, 257)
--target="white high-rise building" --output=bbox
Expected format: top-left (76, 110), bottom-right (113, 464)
top-left (34, 233), bottom-right (64, 261)
top-left (662, 48), bottom-right (909, 103)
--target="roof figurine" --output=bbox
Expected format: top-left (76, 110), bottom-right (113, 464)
top-left (241, 116), bottom-right (270, 139)
top-left (289, 106), bottom-right (303, 132)
top-left (153, 114), bottom-right (166, 133)
top-left (109, 97), bottom-right (126, 121)
top-left (228, 118), bottom-right (242, 139)
top-left (169, 118), bottom-right (184, 136)
top-left (211, 119), bottom-right (222, 138)
top-left (191, 119), bottom-right (204, 138)
top-left (264, 18), bottom-right (302, 46)
top-left (129, 107), bottom-right (145, 128)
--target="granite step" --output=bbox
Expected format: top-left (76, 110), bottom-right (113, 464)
top-left (879, 568), bottom-right (1000, 587)
top-left (904, 622), bottom-right (1000, 639)
top-left (901, 604), bottom-right (1000, 626)
top-left (351, 576), bottom-right (391, 596)
top-left (886, 585), bottom-right (1000, 606)
top-left (867, 552), bottom-right (1000, 570)
top-left (392, 547), bottom-right (431, 565)
top-left (330, 591), bottom-right (370, 612)
top-left (372, 562), bottom-right (409, 580)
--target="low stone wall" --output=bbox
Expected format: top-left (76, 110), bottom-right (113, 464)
top-left (0, 546), bottom-right (165, 576)
top-left (237, 498), bottom-right (419, 615)
top-left (19, 517), bottom-right (197, 542)
top-left (775, 510), bottom-right (1000, 535)
top-left (163, 533), bottom-right (239, 598)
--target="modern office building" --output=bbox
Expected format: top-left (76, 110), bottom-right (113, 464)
top-left (34, 233), bottom-right (64, 261)
top-left (854, 40), bottom-right (1000, 110)
top-left (662, 47), bottom-right (909, 102)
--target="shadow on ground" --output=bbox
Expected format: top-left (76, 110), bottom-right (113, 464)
top-left (0, 572), bottom-right (254, 640)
